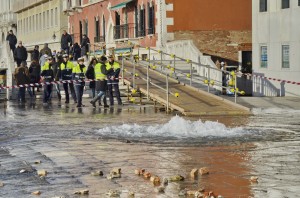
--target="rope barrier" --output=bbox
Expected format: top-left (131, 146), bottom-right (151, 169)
top-left (0, 76), bottom-right (141, 90)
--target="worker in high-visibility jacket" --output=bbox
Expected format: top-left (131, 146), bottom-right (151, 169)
top-left (72, 57), bottom-right (87, 108)
top-left (40, 56), bottom-right (54, 104)
top-left (106, 55), bottom-right (122, 105)
top-left (58, 54), bottom-right (77, 104)
top-left (90, 56), bottom-right (113, 108)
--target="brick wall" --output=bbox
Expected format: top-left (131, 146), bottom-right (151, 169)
top-left (174, 30), bottom-right (252, 64)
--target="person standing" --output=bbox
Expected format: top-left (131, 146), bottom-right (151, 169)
top-left (72, 42), bottom-right (81, 61)
top-left (50, 54), bottom-right (62, 101)
top-left (86, 57), bottom-right (97, 98)
top-left (31, 45), bottom-right (40, 61)
top-left (6, 30), bottom-right (17, 53)
top-left (39, 43), bottom-right (52, 57)
top-left (106, 55), bottom-right (122, 105)
top-left (59, 54), bottom-right (77, 104)
top-left (13, 61), bottom-right (30, 103)
top-left (41, 56), bottom-right (54, 104)
top-left (90, 56), bottom-right (113, 108)
top-left (14, 41), bottom-right (28, 67)
top-left (81, 34), bottom-right (90, 59)
top-left (72, 57), bottom-right (87, 108)
top-left (61, 30), bottom-right (72, 54)
top-left (29, 59), bottom-right (41, 96)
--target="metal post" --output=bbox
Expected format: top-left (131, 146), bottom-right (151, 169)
top-left (173, 55), bottom-right (176, 76)
top-left (160, 51), bottom-right (163, 71)
top-left (234, 73), bottom-right (237, 103)
top-left (133, 61), bottom-right (136, 88)
top-left (147, 48), bottom-right (150, 100)
top-left (121, 55), bottom-right (124, 85)
top-left (166, 74), bottom-right (169, 113)
top-left (190, 63), bottom-right (192, 86)
top-left (208, 66), bottom-right (210, 93)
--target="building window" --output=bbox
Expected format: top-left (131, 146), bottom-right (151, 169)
top-left (282, 0), bottom-right (289, 9)
top-left (259, 0), bottom-right (267, 12)
top-left (50, 9), bottom-right (53, 27)
top-left (299, 0), bottom-right (300, 6)
top-left (134, 6), bottom-right (139, 37)
top-left (139, 6), bottom-right (146, 37)
top-left (102, 15), bottom-right (106, 41)
top-left (282, 45), bottom-right (290, 68)
top-left (43, 12), bottom-right (45, 29)
top-left (47, 10), bottom-right (50, 28)
top-left (260, 46), bottom-right (268, 68)
top-left (95, 17), bottom-right (100, 42)
top-left (55, 7), bottom-right (58, 26)
top-left (148, 2), bottom-right (155, 35)
top-left (39, 13), bottom-right (42, 30)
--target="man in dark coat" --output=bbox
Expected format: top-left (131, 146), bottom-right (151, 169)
top-left (14, 41), bottom-right (28, 67)
top-left (6, 30), bottom-right (17, 53)
top-left (31, 45), bottom-right (40, 61)
top-left (81, 34), bottom-right (90, 58)
top-left (39, 43), bottom-right (52, 58)
top-left (29, 59), bottom-right (41, 96)
top-left (61, 30), bottom-right (72, 54)
top-left (14, 61), bottom-right (30, 102)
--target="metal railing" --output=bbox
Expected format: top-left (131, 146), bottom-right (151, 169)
top-left (113, 23), bottom-right (136, 40)
top-left (94, 36), bottom-right (105, 43)
top-left (115, 45), bottom-right (243, 110)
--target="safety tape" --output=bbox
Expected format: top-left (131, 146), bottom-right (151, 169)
top-left (0, 76), bottom-right (141, 90)
top-left (238, 73), bottom-right (300, 86)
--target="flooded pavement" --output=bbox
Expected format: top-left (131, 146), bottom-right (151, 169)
top-left (0, 101), bottom-right (299, 198)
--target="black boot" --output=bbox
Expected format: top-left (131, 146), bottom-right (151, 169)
top-left (90, 95), bottom-right (100, 108)
top-left (103, 97), bottom-right (109, 108)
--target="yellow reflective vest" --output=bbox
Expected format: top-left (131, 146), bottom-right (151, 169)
top-left (94, 63), bottom-right (107, 80)
top-left (60, 61), bottom-right (74, 80)
top-left (106, 61), bottom-right (120, 70)
top-left (72, 64), bottom-right (87, 81)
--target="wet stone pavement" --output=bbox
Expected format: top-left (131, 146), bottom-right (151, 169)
top-left (0, 100), bottom-right (300, 198)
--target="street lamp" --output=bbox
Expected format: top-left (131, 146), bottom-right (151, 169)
top-left (52, 32), bottom-right (56, 40)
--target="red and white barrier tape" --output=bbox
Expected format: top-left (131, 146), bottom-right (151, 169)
top-left (0, 76), bottom-right (140, 90)
top-left (238, 73), bottom-right (300, 86)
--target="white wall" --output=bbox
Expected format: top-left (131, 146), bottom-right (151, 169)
top-left (252, 0), bottom-right (300, 96)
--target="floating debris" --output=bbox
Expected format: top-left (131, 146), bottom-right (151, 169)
top-left (250, 176), bottom-right (258, 183)
top-left (169, 175), bottom-right (185, 182)
top-left (106, 189), bottom-right (121, 197)
top-left (190, 168), bottom-right (198, 178)
top-left (74, 189), bottom-right (89, 195)
top-left (150, 175), bottom-right (161, 185)
top-left (34, 160), bottom-right (42, 164)
top-left (134, 169), bottom-right (145, 175)
top-left (31, 191), bottom-right (41, 196)
top-left (37, 170), bottom-right (47, 177)
top-left (143, 172), bottom-right (151, 179)
top-left (199, 167), bottom-right (209, 175)
top-left (91, 170), bottom-right (103, 176)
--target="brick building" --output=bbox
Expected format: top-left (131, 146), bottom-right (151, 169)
top-left (66, 0), bottom-right (251, 68)
top-left (165, 0), bottom-right (252, 68)
top-left (66, 0), bottom-right (159, 56)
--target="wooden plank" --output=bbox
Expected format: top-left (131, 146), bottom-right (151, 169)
top-left (122, 61), bottom-right (251, 116)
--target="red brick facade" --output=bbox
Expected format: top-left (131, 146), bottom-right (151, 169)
top-left (68, 0), bottom-right (158, 53)
top-left (166, 0), bottom-right (252, 63)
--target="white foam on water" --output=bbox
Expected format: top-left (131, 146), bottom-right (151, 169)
top-left (97, 116), bottom-right (248, 138)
